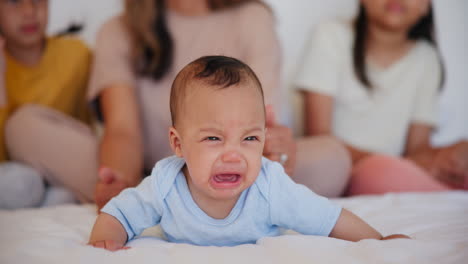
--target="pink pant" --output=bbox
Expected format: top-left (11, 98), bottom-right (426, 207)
top-left (348, 155), bottom-right (452, 195)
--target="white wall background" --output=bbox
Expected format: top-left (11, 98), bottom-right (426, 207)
top-left (431, 0), bottom-right (468, 145)
top-left (47, 0), bottom-right (468, 145)
top-left (47, 0), bottom-right (123, 46)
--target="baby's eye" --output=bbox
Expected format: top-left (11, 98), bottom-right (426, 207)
top-left (205, 136), bottom-right (220, 141)
top-left (244, 136), bottom-right (258, 141)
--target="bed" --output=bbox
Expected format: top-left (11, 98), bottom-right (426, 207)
top-left (1, 191), bottom-right (467, 264)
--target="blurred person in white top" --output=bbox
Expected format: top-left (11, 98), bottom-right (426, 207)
top-left (296, 0), bottom-right (468, 194)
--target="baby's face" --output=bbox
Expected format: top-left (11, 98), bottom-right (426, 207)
top-left (170, 81), bottom-right (265, 204)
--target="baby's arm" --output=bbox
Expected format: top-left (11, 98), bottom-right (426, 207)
top-left (88, 176), bottom-right (162, 251)
top-left (329, 209), bottom-right (410, 241)
top-left (88, 213), bottom-right (129, 251)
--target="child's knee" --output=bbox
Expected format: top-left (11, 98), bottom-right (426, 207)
top-left (6, 104), bottom-right (72, 131)
top-left (349, 155), bottom-right (401, 194)
top-left (5, 104), bottom-right (53, 144)
top-left (353, 155), bottom-right (399, 175)
top-left (5, 104), bottom-right (97, 162)
top-left (349, 155), bottom-right (430, 194)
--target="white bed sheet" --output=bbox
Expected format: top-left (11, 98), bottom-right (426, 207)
top-left (1, 191), bottom-right (467, 264)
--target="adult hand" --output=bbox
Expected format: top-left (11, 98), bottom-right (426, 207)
top-left (88, 240), bottom-right (130, 252)
top-left (430, 141), bottom-right (468, 188)
top-left (94, 167), bottom-right (129, 211)
top-left (263, 105), bottom-right (297, 176)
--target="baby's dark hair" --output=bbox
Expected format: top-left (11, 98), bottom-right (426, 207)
top-left (170, 56), bottom-right (264, 126)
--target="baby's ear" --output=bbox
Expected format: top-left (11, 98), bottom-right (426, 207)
top-left (169, 127), bottom-right (183, 157)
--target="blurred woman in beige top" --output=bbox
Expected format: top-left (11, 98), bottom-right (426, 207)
top-left (90, 0), bottom-right (351, 209)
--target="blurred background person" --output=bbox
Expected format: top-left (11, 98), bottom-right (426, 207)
top-left (0, 0), bottom-right (96, 209)
top-left (295, 0), bottom-right (468, 195)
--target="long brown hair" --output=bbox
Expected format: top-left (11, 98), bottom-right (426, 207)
top-left (125, 0), bottom-right (263, 80)
top-left (353, 4), bottom-right (443, 90)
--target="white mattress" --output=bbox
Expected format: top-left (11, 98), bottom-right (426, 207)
top-left (1, 191), bottom-right (467, 264)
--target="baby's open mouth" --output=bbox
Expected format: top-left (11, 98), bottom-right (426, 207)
top-left (213, 174), bottom-right (240, 183)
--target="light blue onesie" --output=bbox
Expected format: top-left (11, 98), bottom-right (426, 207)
top-left (102, 156), bottom-right (342, 246)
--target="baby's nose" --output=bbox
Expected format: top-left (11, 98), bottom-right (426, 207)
top-left (221, 150), bottom-right (242, 163)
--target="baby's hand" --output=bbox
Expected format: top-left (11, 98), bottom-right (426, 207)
top-left (381, 234), bottom-right (411, 240)
top-left (88, 240), bottom-right (131, 252)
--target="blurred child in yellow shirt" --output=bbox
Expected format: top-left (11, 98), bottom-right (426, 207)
top-left (0, 0), bottom-right (97, 209)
